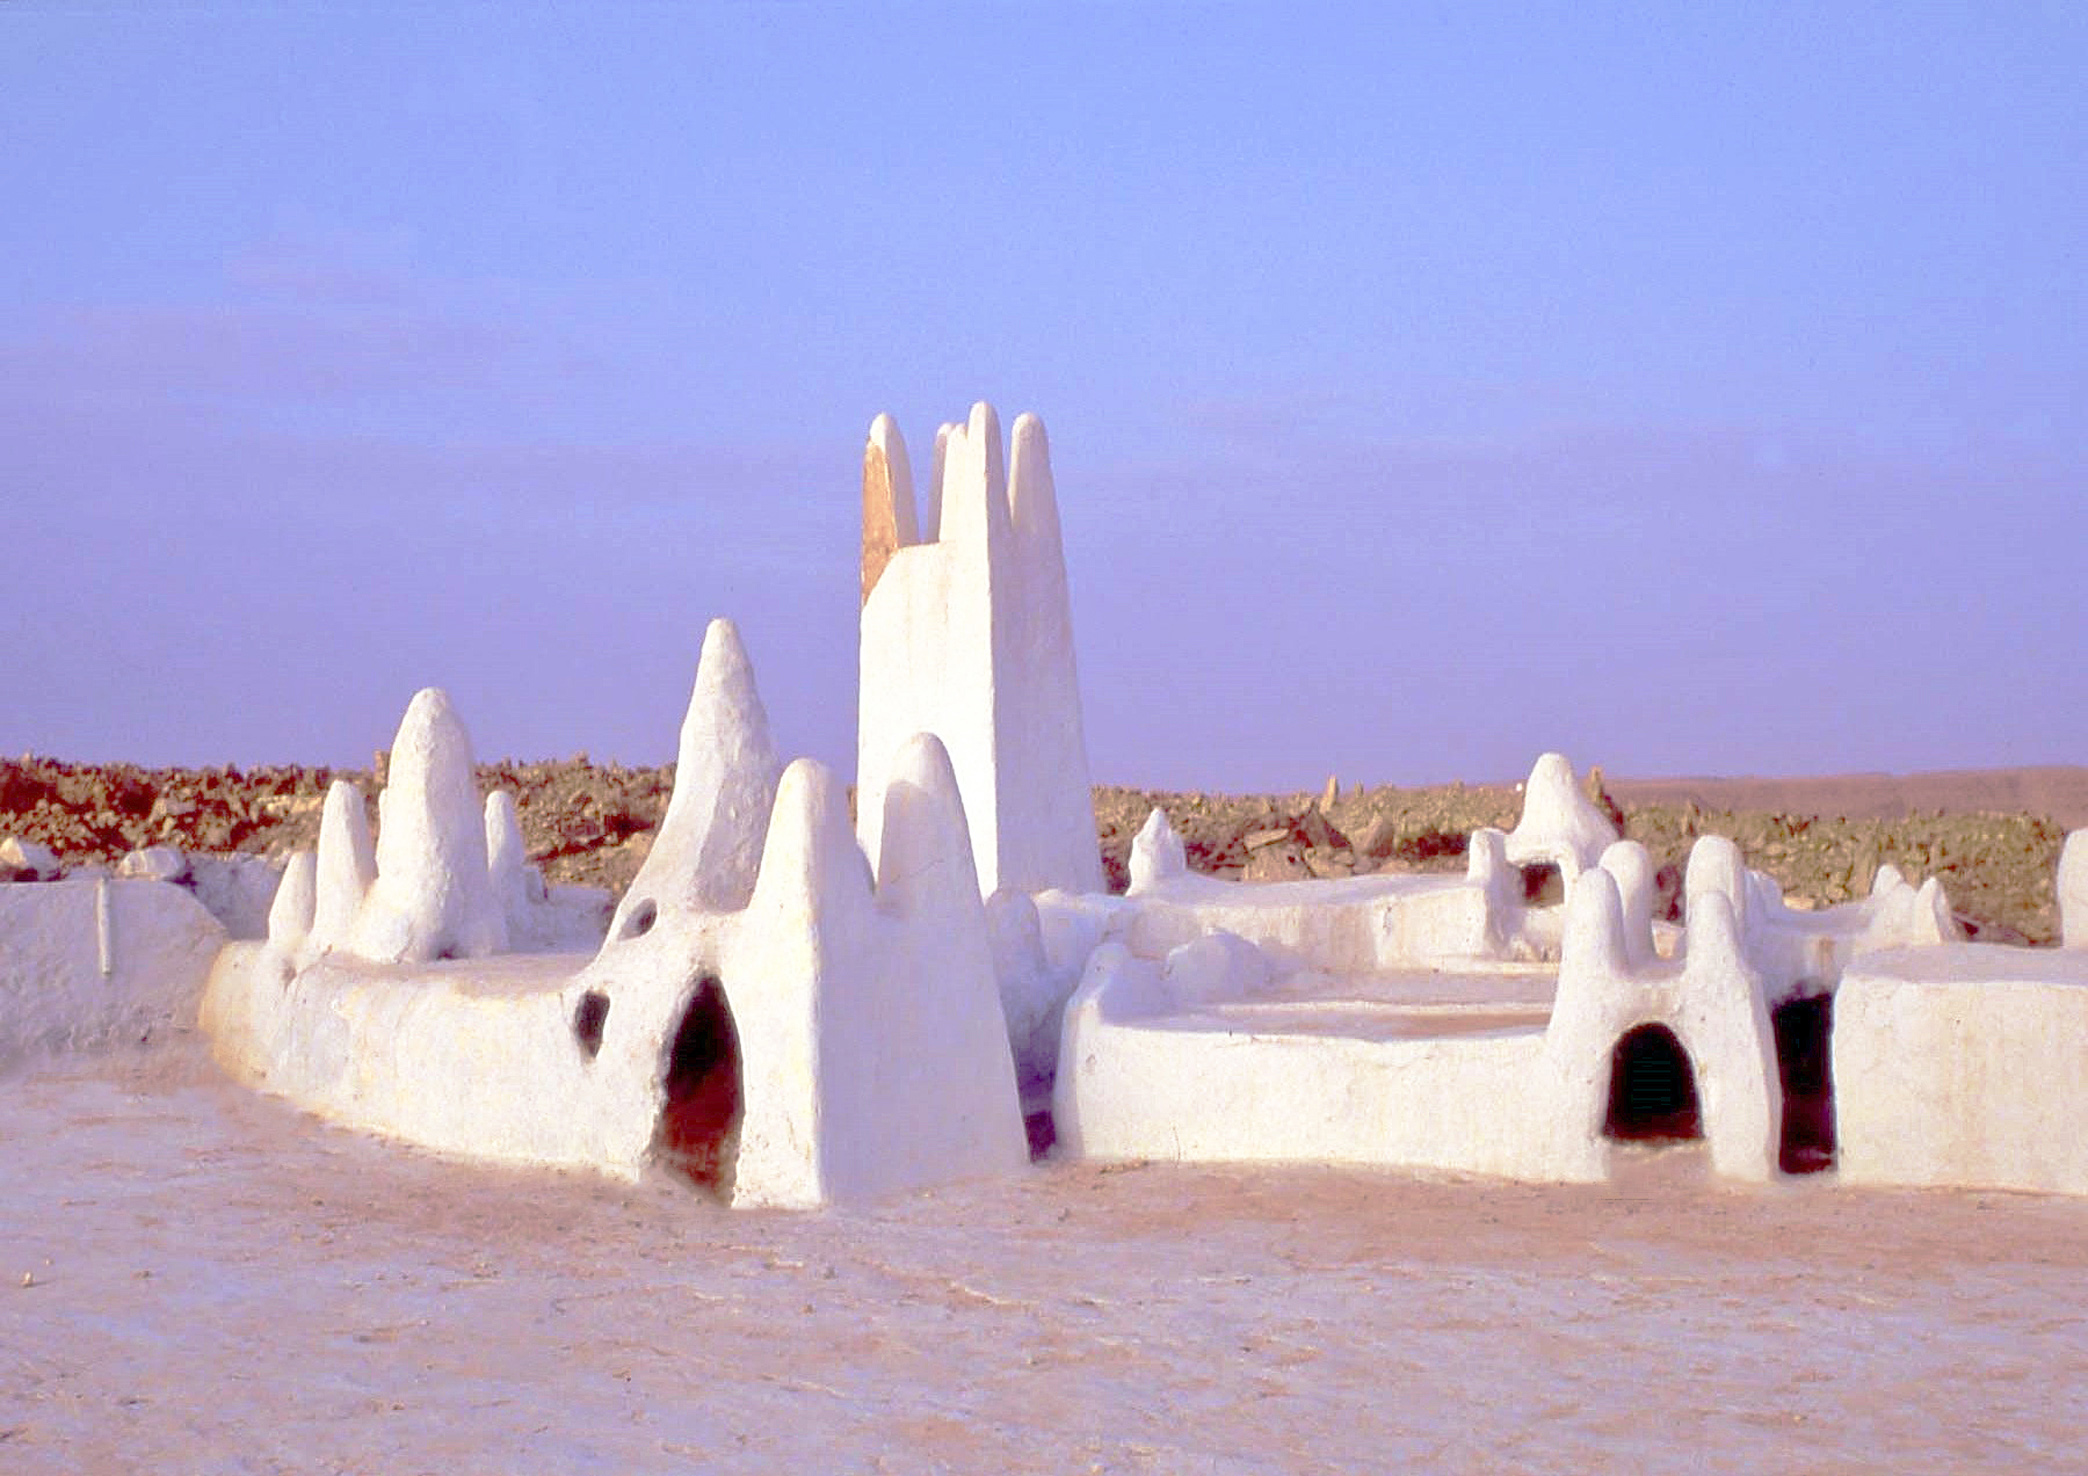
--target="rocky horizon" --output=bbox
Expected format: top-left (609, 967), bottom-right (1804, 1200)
top-left (2, 755), bottom-right (2071, 945)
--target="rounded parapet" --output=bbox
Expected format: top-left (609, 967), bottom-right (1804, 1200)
top-left (1597, 839), bottom-right (1657, 967)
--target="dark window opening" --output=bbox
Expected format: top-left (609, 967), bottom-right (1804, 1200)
top-left (573, 990), bottom-right (610, 1059)
top-left (1520, 862), bottom-right (1565, 907)
top-left (1772, 994), bottom-right (1837, 1173)
top-left (654, 976), bottom-right (743, 1198)
top-left (1603, 1024), bottom-right (1703, 1142)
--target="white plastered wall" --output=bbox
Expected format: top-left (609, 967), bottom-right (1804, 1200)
top-left (1834, 943), bottom-right (2088, 1195)
top-left (1116, 807), bottom-right (1523, 972)
top-left (1052, 939), bottom-right (1573, 1179)
top-left (1832, 830), bottom-right (2088, 1194)
top-left (1540, 871), bottom-right (1783, 1183)
top-left (1, 879), bottom-right (225, 1071)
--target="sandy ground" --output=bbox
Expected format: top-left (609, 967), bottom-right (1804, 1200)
top-left (3, 1033), bottom-right (2084, 1474)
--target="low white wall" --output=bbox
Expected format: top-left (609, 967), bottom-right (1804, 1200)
top-left (1119, 872), bottom-right (1496, 975)
top-left (1054, 945), bottom-right (1596, 1181)
top-left (0, 879), bottom-right (226, 1071)
top-left (205, 746), bottom-right (1028, 1210)
top-left (203, 944), bottom-right (645, 1171)
top-left (1835, 943), bottom-right (2088, 1195)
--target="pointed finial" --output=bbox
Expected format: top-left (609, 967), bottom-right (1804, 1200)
top-left (1682, 888), bottom-right (1747, 975)
top-left (608, 617), bottom-right (781, 940)
top-left (1560, 865), bottom-right (1630, 985)
top-left (267, 850), bottom-right (317, 954)
top-left (1597, 839), bottom-right (1657, 966)
top-left (748, 757), bottom-right (875, 925)
top-left (1684, 834), bottom-right (1749, 934)
top-left (1128, 808), bottom-right (1187, 894)
top-left (352, 687), bottom-right (507, 963)
top-left (924, 423), bottom-right (953, 543)
top-left (1006, 411), bottom-right (1063, 566)
top-left (309, 779), bottom-right (376, 953)
top-left (1506, 752), bottom-right (1621, 876)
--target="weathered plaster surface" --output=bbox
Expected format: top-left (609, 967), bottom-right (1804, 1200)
top-left (0, 879), bottom-right (224, 1071)
top-left (1836, 942), bottom-right (2088, 1194)
top-left (27, 405), bottom-right (2083, 1205)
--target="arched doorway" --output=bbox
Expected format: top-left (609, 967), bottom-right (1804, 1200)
top-left (1603, 1024), bottom-right (1703, 1142)
top-left (655, 976), bottom-right (743, 1196)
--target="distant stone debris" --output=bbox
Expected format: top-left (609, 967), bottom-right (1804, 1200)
top-left (0, 836), bottom-right (60, 883)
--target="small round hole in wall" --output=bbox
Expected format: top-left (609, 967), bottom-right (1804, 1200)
top-left (620, 899), bottom-right (658, 940)
top-left (574, 990), bottom-right (610, 1059)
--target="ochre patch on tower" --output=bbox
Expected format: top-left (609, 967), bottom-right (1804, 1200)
top-left (862, 439), bottom-right (902, 605)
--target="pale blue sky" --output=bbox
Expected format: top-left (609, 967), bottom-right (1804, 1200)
top-left (3, 3), bottom-right (2082, 788)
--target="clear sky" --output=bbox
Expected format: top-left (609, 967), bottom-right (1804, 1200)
top-left (3, 3), bottom-right (2082, 790)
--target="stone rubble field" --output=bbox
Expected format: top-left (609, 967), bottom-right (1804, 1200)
top-left (4, 755), bottom-right (2077, 944)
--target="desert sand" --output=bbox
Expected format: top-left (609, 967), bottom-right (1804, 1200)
top-left (0, 1035), bottom-right (2082, 1472)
